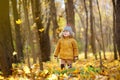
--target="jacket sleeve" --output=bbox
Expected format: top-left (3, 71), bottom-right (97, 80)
top-left (54, 39), bottom-right (61, 57)
top-left (72, 39), bottom-right (79, 57)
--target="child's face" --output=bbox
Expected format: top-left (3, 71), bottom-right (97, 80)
top-left (63, 30), bottom-right (70, 37)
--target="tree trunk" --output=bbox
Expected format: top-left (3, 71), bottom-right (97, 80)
top-left (64, 0), bottom-right (75, 33)
top-left (39, 0), bottom-right (51, 62)
top-left (116, 0), bottom-right (120, 58)
top-left (11, 0), bottom-right (24, 62)
top-left (22, 0), bottom-right (31, 67)
top-left (30, 0), bottom-right (40, 64)
top-left (0, 0), bottom-right (14, 76)
top-left (84, 0), bottom-right (88, 59)
top-left (99, 51), bottom-right (103, 69)
top-left (96, 36), bottom-right (103, 69)
top-left (49, 0), bottom-right (59, 41)
top-left (96, 0), bottom-right (106, 60)
top-left (112, 0), bottom-right (118, 60)
top-left (41, 17), bottom-right (51, 62)
top-left (31, 0), bottom-right (44, 70)
top-left (89, 0), bottom-right (97, 60)
top-left (74, 7), bottom-right (85, 38)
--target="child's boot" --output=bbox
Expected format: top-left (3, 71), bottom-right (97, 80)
top-left (67, 64), bottom-right (72, 68)
top-left (61, 64), bottom-right (65, 69)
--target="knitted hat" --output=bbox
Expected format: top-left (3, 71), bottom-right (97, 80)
top-left (59, 26), bottom-right (74, 37)
top-left (63, 26), bottom-right (73, 34)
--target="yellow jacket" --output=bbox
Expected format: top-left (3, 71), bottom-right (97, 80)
top-left (54, 37), bottom-right (78, 60)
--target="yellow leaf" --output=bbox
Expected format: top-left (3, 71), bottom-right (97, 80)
top-left (0, 75), bottom-right (4, 79)
top-left (64, 0), bottom-right (68, 3)
top-left (116, 72), bottom-right (120, 80)
top-left (13, 51), bottom-right (17, 56)
top-left (43, 69), bottom-right (49, 74)
top-left (88, 45), bottom-right (91, 49)
top-left (81, 28), bottom-right (84, 32)
top-left (109, 77), bottom-right (115, 80)
top-left (16, 19), bottom-right (22, 24)
top-left (47, 74), bottom-right (58, 80)
top-left (39, 28), bottom-right (44, 32)
top-left (72, 69), bottom-right (80, 74)
top-left (35, 17), bottom-right (39, 20)
top-left (23, 66), bottom-right (30, 74)
top-left (63, 73), bottom-right (68, 78)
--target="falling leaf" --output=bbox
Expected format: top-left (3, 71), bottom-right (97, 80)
top-left (35, 17), bottom-right (39, 20)
top-left (13, 51), bottom-right (17, 56)
top-left (39, 28), bottom-right (44, 32)
top-left (16, 19), bottom-right (22, 24)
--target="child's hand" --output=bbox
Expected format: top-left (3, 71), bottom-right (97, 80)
top-left (54, 56), bottom-right (58, 59)
top-left (74, 56), bottom-right (78, 62)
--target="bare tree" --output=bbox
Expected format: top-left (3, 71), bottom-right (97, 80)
top-left (22, 0), bottom-right (36, 67)
top-left (96, 0), bottom-right (106, 60)
top-left (112, 0), bottom-right (118, 60)
top-left (115, 0), bottom-right (120, 58)
top-left (89, 0), bottom-right (97, 60)
top-left (0, 0), bottom-right (14, 76)
top-left (31, 0), bottom-right (43, 70)
top-left (11, 0), bottom-right (24, 62)
top-left (49, 0), bottom-right (59, 40)
top-left (64, 0), bottom-right (75, 33)
top-left (84, 0), bottom-right (89, 59)
top-left (40, 0), bottom-right (51, 62)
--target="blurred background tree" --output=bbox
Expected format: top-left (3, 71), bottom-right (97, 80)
top-left (0, 0), bottom-right (120, 76)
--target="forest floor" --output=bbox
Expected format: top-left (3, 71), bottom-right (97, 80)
top-left (0, 52), bottom-right (120, 80)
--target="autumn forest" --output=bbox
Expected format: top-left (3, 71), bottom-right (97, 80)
top-left (0, 0), bottom-right (120, 80)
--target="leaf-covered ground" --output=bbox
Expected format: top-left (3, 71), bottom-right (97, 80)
top-left (0, 52), bottom-right (120, 80)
